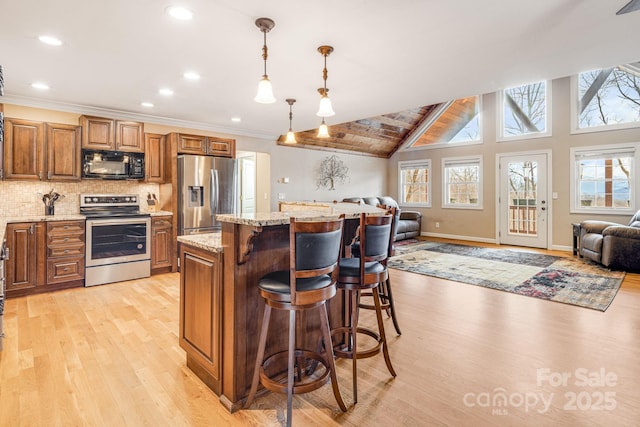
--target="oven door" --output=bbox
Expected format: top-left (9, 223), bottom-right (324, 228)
top-left (85, 217), bottom-right (151, 267)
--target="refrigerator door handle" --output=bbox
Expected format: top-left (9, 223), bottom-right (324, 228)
top-left (211, 169), bottom-right (219, 214)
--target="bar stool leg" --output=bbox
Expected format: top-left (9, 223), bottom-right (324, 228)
top-left (373, 286), bottom-right (396, 377)
top-left (318, 301), bottom-right (347, 412)
top-left (385, 277), bottom-right (402, 336)
top-left (351, 289), bottom-right (360, 403)
top-left (245, 305), bottom-right (272, 408)
top-left (286, 310), bottom-right (296, 427)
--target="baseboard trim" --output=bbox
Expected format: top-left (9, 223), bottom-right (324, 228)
top-left (421, 231), bottom-right (496, 244)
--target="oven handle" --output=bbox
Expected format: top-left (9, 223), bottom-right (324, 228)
top-left (86, 217), bottom-right (150, 227)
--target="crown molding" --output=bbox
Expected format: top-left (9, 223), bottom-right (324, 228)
top-left (0, 94), bottom-right (277, 141)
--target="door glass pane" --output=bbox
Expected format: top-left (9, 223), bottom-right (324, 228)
top-left (507, 161), bottom-right (538, 236)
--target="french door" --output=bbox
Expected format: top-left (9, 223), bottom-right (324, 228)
top-left (498, 152), bottom-right (550, 248)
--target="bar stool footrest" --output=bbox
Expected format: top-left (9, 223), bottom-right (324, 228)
top-left (260, 349), bottom-right (331, 395)
top-left (331, 326), bottom-right (383, 360)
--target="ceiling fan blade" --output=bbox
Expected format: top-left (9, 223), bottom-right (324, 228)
top-left (617, 0), bottom-right (640, 15)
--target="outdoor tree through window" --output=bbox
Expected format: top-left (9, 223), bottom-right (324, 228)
top-left (399, 160), bottom-right (431, 206)
top-left (577, 62), bottom-right (640, 130)
top-left (500, 81), bottom-right (549, 139)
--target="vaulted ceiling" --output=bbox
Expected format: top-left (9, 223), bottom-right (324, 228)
top-left (1, 0), bottom-right (639, 156)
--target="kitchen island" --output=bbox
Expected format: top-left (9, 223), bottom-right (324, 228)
top-left (177, 202), bottom-right (386, 412)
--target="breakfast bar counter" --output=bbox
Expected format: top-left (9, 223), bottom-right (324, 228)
top-left (177, 203), bottom-right (385, 412)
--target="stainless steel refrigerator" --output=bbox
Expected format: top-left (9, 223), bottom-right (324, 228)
top-left (177, 154), bottom-right (238, 235)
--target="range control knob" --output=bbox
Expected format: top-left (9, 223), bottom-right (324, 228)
top-left (92, 197), bottom-right (98, 202)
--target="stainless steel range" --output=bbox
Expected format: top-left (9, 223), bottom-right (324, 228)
top-left (81, 194), bottom-right (151, 287)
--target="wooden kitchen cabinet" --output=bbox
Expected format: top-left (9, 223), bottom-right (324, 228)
top-left (3, 118), bottom-right (81, 181)
top-left (5, 220), bottom-right (85, 298)
top-left (151, 216), bottom-right (173, 274)
top-left (5, 222), bottom-right (45, 296)
top-left (3, 118), bottom-right (45, 180)
top-left (179, 243), bottom-right (222, 394)
top-left (46, 123), bottom-right (81, 181)
top-left (80, 115), bottom-right (144, 152)
top-left (171, 133), bottom-right (235, 157)
top-left (145, 133), bottom-right (165, 183)
top-left (46, 220), bottom-right (85, 285)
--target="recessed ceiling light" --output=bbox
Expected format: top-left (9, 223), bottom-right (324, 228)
top-left (38, 35), bottom-right (63, 46)
top-left (231, 117), bottom-right (241, 123)
top-left (141, 102), bottom-right (154, 107)
top-left (166, 6), bottom-right (193, 20)
top-left (31, 82), bottom-right (50, 90)
top-left (159, 88), bottom-right (174, 96)
top-left (183, 71), bottom-right (200, 80)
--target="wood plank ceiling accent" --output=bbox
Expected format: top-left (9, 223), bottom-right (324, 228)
top-left (277, 104), bottom-right (440, 158)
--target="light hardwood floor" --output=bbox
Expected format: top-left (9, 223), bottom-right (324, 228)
top-left (1, 242), bottom-right (639, 426)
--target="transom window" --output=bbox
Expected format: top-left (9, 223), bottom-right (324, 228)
top-left (498, 80), bottom-right (551, 141)
top-left (398, 160), bottom-right (431, 207)
top-left (573, 62), bottom-right (640, 133)
top-left (570, 143), bottom-right (638, 214)
top-left (442, 156), bottom-right (482, 209)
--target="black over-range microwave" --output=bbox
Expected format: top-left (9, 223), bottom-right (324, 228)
top-left (82, 149), bottom-right (145, 180)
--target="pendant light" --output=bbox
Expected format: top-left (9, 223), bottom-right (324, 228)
top-left (317, 118), bottom-right (330, 138)
top-left (316, 45), bottom-right (335, 117)
top-left (254, 18), bottom-right (276, 104)
top-left (285, 99), bottom-right (297, 144)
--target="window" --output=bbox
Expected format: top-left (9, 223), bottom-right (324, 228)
top-left (398, 160), bottom-right (431, 207)
top-left (404, 96), bottom-right (481, 150)
top-left (442, 156), bottom-right (482, 209)
top-left (572, 62), bottom-right (640, 133)
top-left (570, 143), bottom-right (638, 214)
top-left (498, 80), bottom-right (551, 141)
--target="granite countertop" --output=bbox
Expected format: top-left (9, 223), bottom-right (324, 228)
top-left (148, 210), bottom-right (173, 217)
top-left (177, 232), bottom-right (223, 253)
top-left (216, 202), bottom-right (386, 226)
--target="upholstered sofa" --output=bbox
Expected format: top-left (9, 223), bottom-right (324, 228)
top-left (342, 196), bottom-right (422, 241)
top-left (580, 209), bottom-right (640, 271)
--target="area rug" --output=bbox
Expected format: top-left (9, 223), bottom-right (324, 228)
top-left (388, 242), bottom-right (625, 311)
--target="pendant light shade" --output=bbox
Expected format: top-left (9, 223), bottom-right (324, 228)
top-left (316, 45), bottom-right (335, 117)
top-left (317, 118), bottom-right (330, 138)
top-left (255, 76), bottom-right (275, 104)
top-left (285, 98), bottom-right (297, 144)
top-left (254, 18), bottom-right (276, 104)
top-left (317, 89), bottom-right (335, 117)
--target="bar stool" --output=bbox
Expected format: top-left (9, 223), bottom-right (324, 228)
top-left (351, 205), bottom-right (402, 335)
top-left (334, 212), bottom-right (396, 404)
top-left (244, 216), bottom-right (347, 427)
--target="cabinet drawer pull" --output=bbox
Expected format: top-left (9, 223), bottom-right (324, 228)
top-left (64, 237), bottom-right (69, 242)
top-left (64, 249), bottom-right (70, 254)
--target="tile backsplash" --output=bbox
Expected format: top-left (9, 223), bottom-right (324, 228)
top-left (0, 181), bottom-right (161, 217)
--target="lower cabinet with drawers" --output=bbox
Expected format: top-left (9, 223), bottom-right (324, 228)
top-left (5, 219), bottom-right (85, 298)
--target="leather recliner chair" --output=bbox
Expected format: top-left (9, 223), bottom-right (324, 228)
top-left (580, 209), bottom-right (640, 271)
top-left (342, 196), bottom-right (422, 241)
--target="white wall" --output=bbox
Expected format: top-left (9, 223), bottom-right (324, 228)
top-left (234, 137), bottom-right (388, 211)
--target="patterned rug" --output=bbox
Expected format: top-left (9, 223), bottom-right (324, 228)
top-left (388, 242), bottom-right (625, 311)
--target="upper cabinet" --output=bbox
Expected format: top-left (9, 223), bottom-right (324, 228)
top-left (3, 118), bottom-right (45, 180)
top-left (80, 115), bottom-right (144, 152)
top-left (3, 118), bottom-right (81, 181)
top-left (46, 123), bottom-right (81, 181)
top-left (145, 133), bottom-right (165, 183)
top-left (171, 133), bottom-right (235, 157)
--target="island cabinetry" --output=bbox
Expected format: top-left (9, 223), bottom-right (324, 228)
top-left (179, 243), bottom-right (222, 394)
top-left (169, 133), bottom-right (235, 157)
top-left (80, 115), bottom-right (144, 152)
top-left (151, 216), bottom-right (172, 274)
top-left (46, 220), bottom-right (85, 285)
top-left (144, 133), bottom-right (165, 183)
